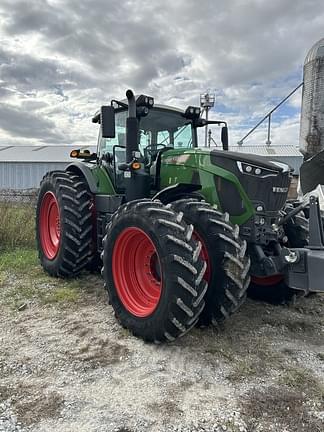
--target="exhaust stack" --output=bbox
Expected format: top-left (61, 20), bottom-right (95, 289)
top-left (126, 89), bottom-right (139, 163)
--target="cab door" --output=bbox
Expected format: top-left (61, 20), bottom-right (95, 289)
top-left (97, 110), bottom-right (127, 191)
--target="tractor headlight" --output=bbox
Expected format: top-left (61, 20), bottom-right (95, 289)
top-left (237, 161), bottom-right (279, 178)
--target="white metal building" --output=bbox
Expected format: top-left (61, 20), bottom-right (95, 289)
top-left (0, 143), bottom-right (304, 191)
top-left (0, 145), bottom-right (96, 190)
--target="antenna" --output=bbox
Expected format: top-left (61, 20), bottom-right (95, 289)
top-left (200, 91), bottom-right (215, 147)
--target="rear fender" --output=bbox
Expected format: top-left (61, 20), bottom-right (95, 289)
top-left (66, 161), bottom-right (98, 193)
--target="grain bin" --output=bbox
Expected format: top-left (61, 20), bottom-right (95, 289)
top-left (299, 38), bottom-right (324, 159)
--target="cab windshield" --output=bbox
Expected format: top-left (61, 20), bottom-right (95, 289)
top-left (98, 107), bottom-right (195, 157)
top-left (139, 108), bottom-right (194, 151)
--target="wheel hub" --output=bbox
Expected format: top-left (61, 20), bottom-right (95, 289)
top-left (39, 191), bottom-right (61, 259)
top-left (112, 227), bottom-right (162, 317)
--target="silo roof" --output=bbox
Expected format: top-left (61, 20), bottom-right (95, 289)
top-left (0, 145), bottom-right (97, 162)
top-left (304, 38), bottom-right (324, 64)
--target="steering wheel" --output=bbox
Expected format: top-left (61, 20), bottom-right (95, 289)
top-left (144, 144), bottom-right (166, 163)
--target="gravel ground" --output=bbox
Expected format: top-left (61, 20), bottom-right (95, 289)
top-left (0, 256), bottom-right (323, 432)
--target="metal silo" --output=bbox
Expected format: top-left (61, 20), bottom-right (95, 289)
top-left (299, 38), bottom-right (324, 159)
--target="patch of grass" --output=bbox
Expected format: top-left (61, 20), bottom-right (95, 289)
top-left (0, 248), bottom-right (38, 273)
top-left (148, 400), bottom-right (183, 418)
top-left (226, 342), bottom-right (284, 382)
top-left (0, 268), bottom-right (85, 309)
top-left (317, 352), bottom-right (324, 362)
top-left (228, 358), bottom-right (260, 381)
top-left (0, 383), bottom-right (64, 426)
top-left (262, 314), bottom-right (317, 333)
top-left (278, 366), bottom-right (324, 400)
top-left (43, 286), bottom-right (80, 304)
top-left (0, 248), bottom-right (100, 308)
top-left (0, 202), bottom-right (35, 250)
top-left (0, 385), bottom-right (12, 402)
top-left (0, 271), bottom-right (6, 287)
top-left (3, 280), bottom-right (41, 309)
top-left (241, 386), bottom-right (323, 432)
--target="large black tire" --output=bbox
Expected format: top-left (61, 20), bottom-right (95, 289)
top-left (171, 199), bottom-right (251, 326)
top-left (102, 199), bottom-right (208, 342)
top-left (36, 171), bottom-right (93, 277)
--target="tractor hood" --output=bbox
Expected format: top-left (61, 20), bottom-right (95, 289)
top-left (162, 147), bottom-right (291, 174)
top-left (160, 147), bottom-right (291, 225)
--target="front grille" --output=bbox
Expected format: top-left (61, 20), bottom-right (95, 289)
top-left (239, 171), bottom-right (290, 212)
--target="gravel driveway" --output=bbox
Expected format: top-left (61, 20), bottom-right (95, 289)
top-left (0, 252), bottom-right (323, 432)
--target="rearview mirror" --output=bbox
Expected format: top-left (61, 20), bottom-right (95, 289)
top-left (221, 126), bottom-right (229, 151)
top-left (101, 106), bottom-right (115, 138)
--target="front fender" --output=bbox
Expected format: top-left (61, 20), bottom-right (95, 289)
top-left (152, 183), bottom-right (202, 204)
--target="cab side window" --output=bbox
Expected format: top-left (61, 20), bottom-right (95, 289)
top-left (98, 110), bottom-right (127, 157)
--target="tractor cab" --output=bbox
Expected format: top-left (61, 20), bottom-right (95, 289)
top-left (96, 105), bottom-right (196, 191)
top-left (98, 105), bottom-right (196, 158)
top-left (92, 92), bottom-right (228, 200)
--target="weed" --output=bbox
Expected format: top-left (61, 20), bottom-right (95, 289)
top-left (43, 287), bottom-right (80, 304)
top-left (0, 249), bottom-right (38, 273)
top-left (227, 343), bottom-right (283, 382)
top-left (317, 352), bottom-right (324, 362)
top-left (241, 386), bottom-right (323, 432)
top-left (278, 366), bottom-right (324, 400)
top-left (0, 202), bottom-right (35, 250)
top-left (262, 314), bottom-right (317, 332)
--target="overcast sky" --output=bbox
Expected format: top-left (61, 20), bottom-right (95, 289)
top-left (0, 0), bottom-right (323, 148)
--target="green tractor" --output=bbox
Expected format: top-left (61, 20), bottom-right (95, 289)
top-left (36, 90), bottom-right (324, 342)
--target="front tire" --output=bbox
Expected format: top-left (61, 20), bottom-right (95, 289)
top-left (36, 171), bottom-right (93, 277)
top-left (171, 199), bottom-right (251, 326)
top-left (102, 199), bottom-right (207, 342)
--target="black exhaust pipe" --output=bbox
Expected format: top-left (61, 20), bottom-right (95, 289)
top-left (123, 89), bottom-right (150, 201)
top-left (126, 89), bottom-right (139, 163)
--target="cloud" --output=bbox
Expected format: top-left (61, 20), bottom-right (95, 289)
top-left (0, 0), bottom-right (323, 146)
top-left (0, 102), bottom-right (65, 143)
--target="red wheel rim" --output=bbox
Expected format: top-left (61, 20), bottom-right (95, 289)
top-left (39, 191), bottom-right (61, 260)
top-left (112, 227), bottom-right (162, 317)
top-left (193, 230), bottom-right (211, 282)
top-left (251, 274), bottom-right (284, 286)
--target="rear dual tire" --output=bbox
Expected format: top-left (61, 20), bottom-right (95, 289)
top-left (36, 171), bottom-right (94, 277)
